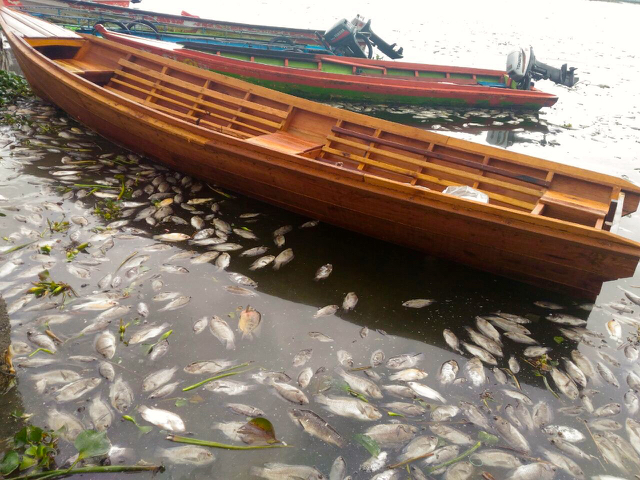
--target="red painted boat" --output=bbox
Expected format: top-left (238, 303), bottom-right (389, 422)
top-left (93, 25), bottom-right (558, 110)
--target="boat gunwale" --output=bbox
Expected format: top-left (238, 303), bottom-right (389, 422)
top-left (4, 18), bottom-right (640, 255)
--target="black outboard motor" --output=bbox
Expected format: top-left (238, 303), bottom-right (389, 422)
top-left (323, 18), bottom-right (370, 58)
top-left (353, 17), bottom-right (403, 59)
top-left (506, 46), bottom-right (578, 90)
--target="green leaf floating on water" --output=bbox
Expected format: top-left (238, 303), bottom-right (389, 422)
top-left (0, 451), bottom-right (20, 475)
top-left (553, 336), bottom-right (564, 344)
top-left (122, 415), bottom-right (153, 436)
top-left (74, 430), bottom-right (111, 461)
top-left (477, 431), bottom-right (499, 445)
top-left (354, 434), bottom-right (380, 457)
top-left (237, 417), bottom-right (278, 445)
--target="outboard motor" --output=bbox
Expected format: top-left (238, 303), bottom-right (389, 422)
top-left (323, 18), bottom-right (370, 58)
top-left (352, 16), bottom-right (403, 59)
top-left (506, 46), bottom-right (578, 90)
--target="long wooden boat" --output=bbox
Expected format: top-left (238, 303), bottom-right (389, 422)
top-left (91, 25), bottom-right (558, 110)
top-left (2, 7), bottom-right (640, 299)
top-left (1, 0), bottom-right (342, 45)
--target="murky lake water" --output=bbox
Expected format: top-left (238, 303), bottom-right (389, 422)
top-left (1, 0), bottom-right (640, 479)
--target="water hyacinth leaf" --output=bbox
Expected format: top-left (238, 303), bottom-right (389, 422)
top-left (354, 434), bottom-right (380, 457)
top-left (237, 417), bottom-right (278, 445)
top-left (0, 451), bottom-right (20, 475)
top-left (477, 431), bottom-right (499, 445)
top-left (74, 430), bottom-right (111, 460)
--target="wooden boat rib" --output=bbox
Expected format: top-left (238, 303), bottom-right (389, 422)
top-left (2, 7), bottom-right (640, 299)
top-left (92, 25), bottom-right (558, 110)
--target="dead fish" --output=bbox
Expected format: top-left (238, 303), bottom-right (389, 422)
top-left (443, 329), bottom-right (463, 354)
top-left (597, 362), bottom-right (619, 387)
top-left (297, 367), bottom-right (314, 389)
top-left (335, 367), bottom-right (383, 398)
top-left (370, 349), bottom-right (385, 367)
top-left (571, 350), bottom-right (598, 383)
top-left (439, 360), bottom-right (459, 385)
top-left (129, 323), bottom-right (169, 344)
top-left (184, 360), bottom-right (236, 375)
top-left (314, 264), bottom-right (333, 281)
top-left (407, 382), bottom-right (446, 403)
top-left (156, 446), bottom-right (214, 466)
top-left (94, 331), bottom-right (116, 359)
top-left (142, 367), bottom-right (178, 392)
top-left (431, 405), bottom-right (461, 422)
top-left (315, 394), bottom-right (381, 420)
top-left (89, 395), bottom-right (114, 432)
top-left (98, 362), bottom-right (115, 382)
top-left (389, 368), bottom-right (428, 382)
top-left (549, 438), bottom-right (592, 462)
top-left (31, 369), bottom-right (81, 388)
top-left (239, 306), bottom-right (261, 339)
top-left (161, 264), bottom-right (189, 274)
top-left (542, 425), bottom-right (586, 443)
top-left (270, 381), bottom-right (309, 405)
top-left (383, 402), bottom-right (426, 417)
top-left (593, 403), bottom-right (621, 417)
top-left (588, 419), bottom-right (622, 431)
top-left (443, 461), bottom-right (474, 480)
top-left (464, 357), bottom-right (486, 387)
top-left (293, 349), bottom-right (313, 367)
top-left (329, 456), bottom-right (346, 480)
top-left (366, 423), bottom-right (418, 448)
top-left (109, 376), bottom-right (134, 413)
top-left (289, 409), bottom-right (344, 447)
top-left (523, 346), bottom-right (551, 357)
top-left (387, 353), bottom-right (423, 370)
top-left (149, 382), bottom-right (180, 399)
top-left (27, 330), bottom-right (57, 352)
top-left (136, 302), bottom-right (149, 318)
top-left (563, 358), bottom-right (588, 388)
top-left (502, 389), bottom-right (533, 405)
top-left (204, 379), bottom-right (256, 396)
top-left (475, 316), bottom-right (503, 344)
top-left (461, 342), bottom-right (497, 365)
top-left (273, 248), bottom-right (294, 270)
top-left (54, 377), bottom-right (102, 403)
top-left (193, 317), bottom-right (207, 334)
top-left (618, 286), bottom-right (640, 306)
top-left (402, 298), bottom-right (435, 309)
top-left (337, 350), bottom-right (353, 367)
top-left (550, 367), bottom-right (579, 400)
top-left (227, 403), bottom-right (265, 417)
top-left (138, 405), bottom-right (185, 432)
top-left (342, 292), bottom-right (358, 311)
top-left (382, 384), bottom-right (416, 399)
top-left (250, 255), bottom-right (275, 270)
top-left (546, 314), bottom-right (587, 326)
top-left (360, 452), bottom-right (388, 474)
top-left (464, 327), bottom-right (503, 357)
top-left (606, 319), bottom-right (622, 342)
top-left (209, 316), bottom-right (235, 350)
top-left (223, 286), bottom-right (256, 296)
top-left (469, 449), bottom-right (522, 469)
top-left (534, 301), bottom-right (564, 310)
top-left (314, 305), bottom-right (339, 318)
top-left (506, 462), bottom-right (556, 480)
top-left (47, 409), bottom-right (84, 442)
top-left (532, 401), bottom-right (553, 428)
top-left (241, 246), bottom-right (269, 257)
top-left (158, 296), bottom-right (191, 311)
top-left (153, 233), bottom-right (190, 242)
top-left (212, 243), bottom-right (243, 252)
top-left (251, 463), bottom-right (324, 480)
top-left (308, 332), bottom-right (333, 343)
top-left (624, 390), bottom-right (639, 415)
top-left (503, 332), bottom-right (538, 344)
top-left (493, 415), bottom-right (530, 453)
top-left (485, 316), bottom-right (531, 334)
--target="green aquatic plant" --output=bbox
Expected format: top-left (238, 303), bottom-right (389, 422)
top-left (93, 199), bottom-right (122, 221)
top-left (28, 270), bottom-right (76, 300)
top-left (0, 71), bottom-right (32, 106)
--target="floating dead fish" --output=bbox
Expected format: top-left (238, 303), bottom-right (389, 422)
top-left (389, 368), bottom-right (428, 382)
top-left (153, 233), bottom-right (190, 242)
top-left (158, 296), bottom-right (191, 311)
top-left (314, 304), bottom-right (339, 318)
top-left (336, 367), bottom-right (383, 398)
top-left (523, 346), bottom-right (551, 357)
top-left (402, 299), bottom-right (435, 308)
top-left (238, 306), bottom-right (261, 339)
top-left (89, 395), bottom-right (114, 432)
top-left (142, 367), bottom-right (178, 392)
top-left (193, 318), bottom-right (207, 335)
top-left (251, 463), bottom-right (324, 480)
top-left (337, 350), bottom-right (353, 367)
top-left (98, 362), bottom-right (115, 382)
top-left (342, 292), bottom-right (358, 311)
top-left (407, 382), bottom-right (446, 403)
top-left (47, 409), bottom-right (84, 442)
top-left (273, 248), bottom-right (294, 270)
top-left (463, 357), bottom-right (486, 387)
top-left (138, 405), bottom-right (185, 432)
top-left (209, 316), bottom-right (235, 349)
top-left (597, 362), bottom-right (620, 387)
top-left (288, 409), bottom-right (344, 447)
top-left (241, 246), bottom-right (269, 257)
top-left (109, 376), bottom-right (134, 413)
top-left (270, 381), bottom-right (309, 405)
top-left (542, 425), bottom-right (586, 443)
top-left (227, 403), bottom-right (265, 417)
top-left (443, 329), bottom-right (463, 354)
top-left (315, 394), bottom-right (381, 420)
top-left (129, 323), bottom-right (170, 344)
top-left (204, 379), bottom-right (256, 396)
top-left (54, 377), bottom-right (102, 402)
top-left (156, 446), bottom-right (215, 466)
top-left (184, 360), bottom-right (236, 375)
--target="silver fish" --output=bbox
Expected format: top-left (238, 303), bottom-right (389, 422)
top-left (335, 367), bottom-right (382, 398)
top-left (94, 331), bottom-right (116, 359)
top-left (588, 419), bottom-right (622, 431)
top-left (314, 305), bottom-right (339, 318)
top-left (398, 435), bottom-right (438, 462)
top-left (249, 255), bottom-right (275, 270)
top-left (209, 316), bottom-right (235, 350)
top-left (47, 409), bottom-right (84, 442)
top-left (142, 367), bottom-right (177, 392)
top-left (314, 264), bottom-right (333, 281)
top-left (193, 317), bottom-right (208, 334)
top-left (387, 353), bottom-right (423, 370)
top-left (504, 331), bottom-right (538, 344)
top-left (273, 248), bottom-right (294, 270)
top-left (493, 415), bottom-right (530, 453)
top-left (439, 360), bottom-right (459, 385)
top-left (486, 316), bottom-right (531, 334)
top-left (337, 350), bottom-right (353, 367)
top-left (532, 401), bottom-right (553, 428)
top-left (293, 349), bottom-right (313, 367)
top-left (546, 314), bottom-right (587, 326)
top-left (54, 378), bottom-right (102, 403)
top-left (329, 456), bottom-right (346, 480)
top-left (389, 368), bottom-right (427, 382)
top-left (129, 323), bottom-right (169, 344)
top-left (149, 382), bottom-right (181, 399)
top-left (383, 402), bottom-right (426, 417)
top-left (158, 296), bottom-right (191, 311)
top-left (184, 360), bottom-right (235, 375)
top-left (365, 423), bottom-right (418, 448)
top-left (342, 292), bottom-right (358, 311)
top-left (308, 332), bottom-right (333, 342)
top-left (506, 462), bottom-right (556, 480)
top-left (407, 382), bottom-right (446, 403)
top-left (571, 350), bottom-right (598, 383)
top-left (89, 396), bottom-right (113, 431)
top-left (463, 357), bottom-right (486, 386)
top-left (542, 425), bottom-right (586, 443)
top-left (204, 379), bottom-right (255, 396)
top-left (298, 367), bottom-right (314, 389)
top-left (597, 362), bottom-right (619, 387)
top-left (459, 402), bottom-right (491, 430)
top-left (240, 246), bottom-right (269, 257)
top-left (461, 342), bottom-right (497, 365)
top-left (109, 376), bottom-right (134, 413)
top-left (443, 329), bottom-right (463, 354)
top-left (382, 384), bottom-right (416, 399)
top-left (549, 438), bottom-right (592, 461)
top-left (475, 316), bottom-right (502, 344)
top-left (288, 409), bottom-right (344, 447)
top-left (270, 381), bottom-right (309, 405)
top-left (315, 394), bottom-right (381, 420)
top-left (550, 367), bottom-right (579, 400)
top-left (370, 349), bottom-right (385, 367)
top-left (464, 327), bottom-right (503, 357)
top-left (402, 299), bottom-right (435, 308)
top-left (443, 461), bottom-right (474, 480)
top-left (227, 403), bottom-right (265, 417)
top-left (138, 405), bottom-right (185, 432)
top-left (156, 446), bottom-right (214, 466)
top-left (469, 449), bottom-right (522, 468)
top-left (523, 346), bottom-right (551, 357)
top-left (251, 463), bottom-right (324, 480)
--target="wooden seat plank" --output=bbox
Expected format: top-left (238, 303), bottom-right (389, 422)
top-left (109, 77), bottom-right (271, 135)
top-left (118, 59), bottom-right (288, 119)
top-left (540, 190), bottom-right (609, 217)
top-left (332, 126), bottom-right (550, 188)
top-left (322, 146), bottom-right (535, 210)
top-left (327, 134), bottom-right (542, 198)
top-left (247, 131), bottom-right (323, 155)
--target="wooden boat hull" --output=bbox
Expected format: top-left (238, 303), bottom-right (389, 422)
top-left (3, 8), bottom-right (639, 300)
top-left (95, 27), bottom-right (558, 109)
top-left (2, 0), bottom-right (327, 44)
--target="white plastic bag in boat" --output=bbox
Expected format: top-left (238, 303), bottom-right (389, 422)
top-left (442, 186), bottom-right (489, 204)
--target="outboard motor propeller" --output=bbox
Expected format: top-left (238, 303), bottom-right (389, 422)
top-left (352, 16), bottom-right (403, 59)
top-left (506, 46), bottom-right (578, 89)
